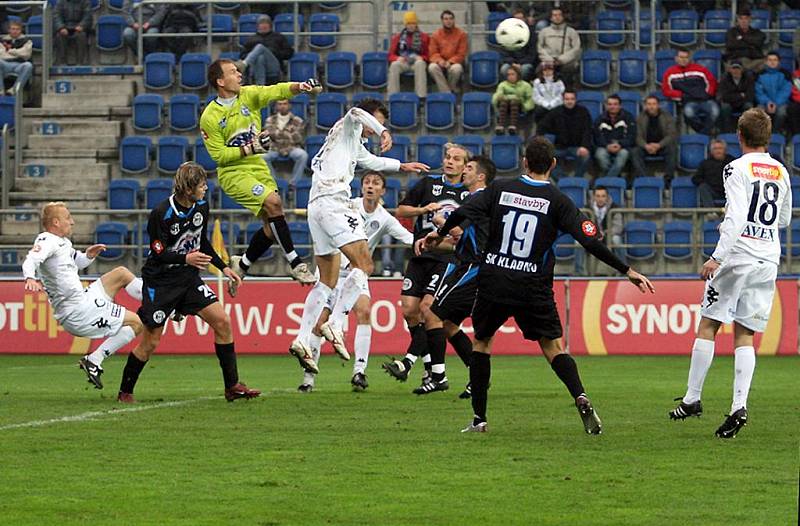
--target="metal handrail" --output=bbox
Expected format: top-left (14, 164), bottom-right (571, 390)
top-left (1, 125), bottom-right (9, 210)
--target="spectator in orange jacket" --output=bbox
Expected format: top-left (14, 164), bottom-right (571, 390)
top-left (388, 11), bottom-right (429, 98)
top-left (662, 49), bottom-right (719, 135)
top-left (426, 10), bottom-right (467, 94)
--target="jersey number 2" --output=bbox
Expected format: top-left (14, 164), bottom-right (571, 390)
top-left (747, 180), bottom-right (779, 226)
top-left (500, 210), bottom-right (538, 258)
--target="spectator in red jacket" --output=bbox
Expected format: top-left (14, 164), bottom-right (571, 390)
top-left (787, 68), bottom-right (800, 137)
top-left (388, 11), bottom-right (429, 98)
top-left (662, 49), bottom-right (719, 135)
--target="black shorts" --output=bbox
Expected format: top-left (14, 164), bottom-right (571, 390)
top-left (472, 294), bottom-right (563, 342)
top-left (138, 273), bottom-right (218, 329)
top-left (401, 257), bottom-right (449, 298)
top-left (430, 263), bottom-right (479, 325)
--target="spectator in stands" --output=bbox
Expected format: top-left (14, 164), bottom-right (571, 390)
top-left (717, 60), bottom-right (756, 133)
top-left (692, 139), bottom-right (734, 208)
top-left (538, 90), bottom-right (592, 179)
top-left (152, 3), bottom-right (203, 59)
top-left (0, 21), bottom-right (33, 95)
top-left (531, 62), bottom-right (564, 124)
top-left (492, 64), bottom-right (533, 136)
top-left (724, 8), bottom-right (766, 73)
top-left (536, 7), bottom-right (580, 88)
top-left (388, 11), bottom-right (429, 99)
top-left (787, 67), bottom-right (800, 137)
top-left (574, 185), bottom-right (625, 274)
top-left (426, 10), bottom-right (466, 94)
top-left (53, 0), bottom-right (92, 65)
top-left (263, 99), bottom-right (308, 187)
top-left (500, 7), bottom-right (536, 81)
top-left (122, 0), bottom-right (165, 56)
top-left (593, 94), bottom-right (636, 180)
top-left (662, 49), bottom-right (719, 135)
top-left (240, 15), bottom-right (294, 86)
top-left (755, 51), bottom-right (791, 134)
top-left (630, 95), bottom-right (677, 184)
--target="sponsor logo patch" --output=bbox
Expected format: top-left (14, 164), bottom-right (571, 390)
top-left (582, 221), bottom-right (598, 237)
top-left (750, 162), bottom-right (781, 181)
top-left (153, 310), bottom-right (166, 324)
top-left (151, 240), bottom-right (164, 254)
top-left (499, 191), bottom-right (551, 213)
top-left (402, 278), bottom-right (412, 291)
top-left (252, 184), bottom-right (265, 196)
top-left (192, 212), bottom-right (204, 227)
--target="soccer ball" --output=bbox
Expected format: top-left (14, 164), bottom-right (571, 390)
top-left (495, 18), bottom-right (530, 51)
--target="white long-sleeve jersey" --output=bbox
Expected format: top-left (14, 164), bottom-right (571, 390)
top-left (338, 197), bottom-right (414, 271)
top-left (712, 152), bottom-right (792, 266)
top-left (21, 232), bottom-right (95, 320)
top-left (309, 108), bottom-right (401, 204)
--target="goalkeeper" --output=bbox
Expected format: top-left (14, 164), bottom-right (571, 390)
top-left (200, 59), bottom-right (321, 290)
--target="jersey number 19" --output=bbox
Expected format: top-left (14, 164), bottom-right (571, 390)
top-left (500, 210), bottom-right (538, 258)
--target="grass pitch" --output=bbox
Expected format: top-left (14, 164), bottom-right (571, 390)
top-left (0, 354), bottom-right (797, 525)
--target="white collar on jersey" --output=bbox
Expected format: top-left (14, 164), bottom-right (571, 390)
top-left (521, 174), bottom-right (551, 185)
top-left (216, 95), bottom-right (237, 107)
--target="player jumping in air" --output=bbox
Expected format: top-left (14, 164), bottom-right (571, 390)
top-left (117, 163), bottom-right (260, 403)
top-left (200, 59), bottom-right (321, 290)
top-left (669, 108), bottom-right (792, 438)
top-left (297, 171), bottom-right (414, 392)
top-left (22, 202), bottom-right (144, 390)
top-left (288, 99), bottom-right (428, 374)
top-left (426, 137), bottom-right (655, 434)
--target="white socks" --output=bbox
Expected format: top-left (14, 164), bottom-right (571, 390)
top-left (683, 338), bottom-right (715, 404)
top-left (353, 324), bottom-right (371, 375)
top-left (125, 277), bottom-right (143, 300)
top-left (731, 346), bottom-right (756, 413)
top-left (298, 282), bottom-right (332, 345)
top-left (302, 340), bottom-right (322, 386)
top-left (330, 268), bottom-right (368, 329)
top-left (87, 326), bottom-right (137, 366)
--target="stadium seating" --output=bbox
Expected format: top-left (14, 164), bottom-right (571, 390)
top-left (655, 49), bottom-right (677, 85)
top-left (289, 222), bottom-right (312, 258)
top-left (624, 221), bottom-right (657, 259)
top-left (718, 133), bottom-right (742, 157)
top-left (289, 93), bottom-right (310, 122)
top-left (490, 135), bottom-right (521, 172)
top-left (678, 135), bottom-right (710, 171)
top-left (791, 175), bottom-right (800, 208)
top-left (352, 92), bottom-right (384, 105)
top-left (245, 223), bottom-right (274, 260)
top-left (668, 10), bottom-right (699, 47)
top-left (554, 233), bottom-right (576, 260)
top-left (273, 13), bottom-right (305, 46)
top-left (316, 92), bottom-right (347, 129)
top-left (793, 136), bottom-right (800, 172)
top-left (425, 93), bottom-right (456, 130)
top-left (618, 50), bottom-right (648, 88)
top-left (486, 11), bottom-right (510, 46)
top-left (276, 178), bottom-right (289, 203)
top-left (220, 189), bottom-right (245, 209)
top-left (778, 10), bottom-right (800, 46)
top-left (145, 179), bottom-right (173, 209)
top-left (576, 91), bottom-right (604, 121)
top-left (452, 135), bottom-right (484, 157)
top-left (157, 136), bottom-right (190, 173)
top-left (632, 177), bottom-right (663, 208)
top-left (108, 179), bottom-right (140, 210)
top-left (169, 94), bottom-right (200, 132)
top-left (309, 13), bottom-right (339, 49)
top-left (383, 178), bottom-right (402, 208)
top-left (194, 138), bottom-right (216, 172)
top-left (417, 136), bottom-right (447, 170)
top-left (703, 10), bottom-right (731, 47)
top-left (385, 135), bottom-right (410, 163)
top-left (289, 52), bottom-right (320, 83)
top-left (218, 221), bottom-right (241, 246)
top-left (133, 94), bottom-right (164, 131)
top-left (594, 177), bottom-right (626, 206)
top-left (237, 14), bottom-right (259, 46)
top-left (653, 92), bottom-right (677, 116)
top-left (95, 222), bottom-right (128, 260)
top-left (210, 14), bottom-right (234, 42)
top-left (702, 220), bottom-right (720, 258)
top-left (295, 179), bottom-right (312, 208)
top-left (750, 9), bottom-right (770, 30)
top-left (596, 11), bottom-right (626, 47)
top-left (179, 53), bottom-right (211, 89)
top-left (581, 50), bottom-right (611, 88)
top-left (693, 49), bottom-right (722, 81)
top-left (670, 176), bottom-right (697, 208)
top-left (350, 178), bottom-right (361, 198)
top-left (618, 91), bottom-right (641, 117)
top-left (638, 10), bottom-right (662, 47)
top-left (27, 15), bottom-right (42, 51)
top-left (96, 15), bottom-right (126, 51)
top-left (768, 134), bottom-right (786, 159)
top-left (361, 52), bottom-right (388, 89)
top-left (461, 92), bottom-right (493, 130)
top-left (558, 177), bottom-right (589, 207)
top-left (388, 92), bottom-right (419, 129)
top-left (325, 52), bottom-right (356, 89)
top-left (469, 51), bottom-right (500, 88)
top-left (663, 221), bottom-right (693, 259)
top-left (781, 223), bottom-right (800, 257)
top-left (778, 48), bottom-right (795, 74)
top-left (304, 135), bottom-right (326, 168)
top-left (144, 53), bottom-right (175, 90)
top-left (120, 136), bottom-right (151, 174)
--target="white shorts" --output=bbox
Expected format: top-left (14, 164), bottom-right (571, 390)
top-left (324, 270), bottom-right (371, 311)
top-left (59, 280), bottom-right (127, 339)
top-left (308, 195), bottom-right (367, 256)
top-left (700, 259), bottom-right (778, 333)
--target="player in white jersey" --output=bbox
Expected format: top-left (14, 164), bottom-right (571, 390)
top-left (669, 108), bottom-right (793, 438)
top-left (288, 99), bottom-right (428, 374)
top-left (297, 171), bottom-right (414, 392)
top-left (21, 202), bottom-right (144, 389)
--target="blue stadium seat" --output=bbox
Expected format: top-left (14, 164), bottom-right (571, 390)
top-left (120, 136), bottom-right (151, 174)
top-left (703, 10), bottom-right (730, 47)
top-left (486, 11), bottom-right (511, 46)
top-left (350, 178), bottom-right (361, 198)
top-left (576, 91), bottom-right (604, 122)
top-left (352, 91), bottom-right (384, 105)
top-left (245, 223), bottom-right (274, 260)
top-left (321, 2), bottom-right (345, 9)
top-left (638, 10), bottom-right (662, 46)
top-left (274, 178), bottom-right (289, 203)
top-left (157, 136), bottom-right (189, 173)
top-left (95, 222), bottom-right (128, 260)
top-left (425, 93), bottom-right (456, 130)
top-left (145, 179), bottom-right (173, 209)
top-left (169, 94), bottom-right (200, 131)
top-left (210, 14), bottom-right (234, 42)
top-left (273, 13), bottom-right (305, 46)
top-left (27, 16), bottom-right (43, 51)
top-left (618, 50), bottom-right (648, 88)
top-left (315, 92), bottom-right (347, 129)
top-left (693, 49), bottom-right (722, 81)
top-left (461, 92), bottom-right (493, 130)
top-left (194, 137), bottom-right (216, 172)
top-left (325, 51), bottom-right (356, 89)
top-left (617, 91), bottom-right (642, 117)
top-left (288, 52), bottom-right (320, 82)
top-left (702, 220), bottom-right (720, 258)
top-left (96, 15), bottom-right (126, 51)
top-left (361, 51), bottom-right (388, 89)
top-left (594, 177), bottom-right (626, 206)
top-left (132, 94), bottom-right (164, 131)
top-left (309, 13), bottom-right (339, 49)
top-left (144, 53), bottom-right (175, 90)
top-left (383, 177), bottom-right (402, 208)
top-left (558, 177), bottom-right (589, 207)
top-left (750, 9), bottom-right (770, 31)
top-left (304, 135), bottom-right (326, 168)
top-left (778, 10), bottom-right (800, 46)
top-left (491, 135), bottom-right (521, 172)
top-left (294, 179), bottom-right (313, 209)
top-left (580, 50), bottom-right (611, 88)
top-left (655, 49), bottom-right (677, 86)
top-left (289, 93), bottom-right (310, 122)
top-left (385, 135), bottom-right (410, 163)
top-left (780, 224), bottom-right (800, 258)
top-left (718, 133), bottom-right (742, 158)
top-left (289, 222), bottom-right (312, 258)
top-left (205, 180), bottom-right (217, 207)
top-left (663, 221), bottom-right (693, 259)
top-left (218, 221), bottom-right (241, 247)
top-left (417, 136), bottom-right (447, 170)
top-left (653, 92), bottom-right (677, 116)
top-left (793, 136), bottom-right (800, 173)
top-left (179, 53), bottom-right (211, 89)
top-left (778, 48), bottom-right (795, 74)
top-left (108, 179), bottom-right (140, 209)
top-left (388, 92), bottom-right (419, 129)
top-left (768, 134), bottom-right (786, 159)
top-left (596, 11), bottom-right (626, 47)
top-left (469, 51), bottom-right (500, 88)
top-left (107, 0), bottom-right (125, 10)
top-left (632, 177), bottom-right (664, 208)
top-left (0, 96), bottom-right (13, 130)
top-left (671, 176), bottom-right (697, 208)
top-left (668, 10), bottom-right (699, 47)
top-left (220, 189), bottom-right (245, 209)
top-left (452, 135), bottom-right (484, 157)
top-left (624, 221), bottom-right (657, 259)
top-left (554, 233), bottom-right (576, 260)
top-left (678, 135), bottom-right (710, 171)
top-left (791, 175), bottom-right (800, 209)
top-left (237, 13), bottom-right (259, 46)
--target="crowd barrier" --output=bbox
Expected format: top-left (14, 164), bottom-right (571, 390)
top-left (0, 277), bottom-right (797, 355)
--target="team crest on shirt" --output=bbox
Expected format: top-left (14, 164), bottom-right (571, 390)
top-left (252, 184), bottom-right (265, 196)
top-left (153, 310), bottom-right (166, 324)
top-left (241, 105), bottom-right (251, 117)
top-left (582, 221), bottom-right (598, 237)
top-left (366, 220), bottom-right (380, 235)
top-left (170, 223), bottom-right (180, 235)
top-left (218, 117), bottom-right (227, 129)
top-left (432, 185), bottom-right (443, 196)
top-left (192, 212), bottom-right (204, 227)
top-left (402, 278), bottom-right (413, 291)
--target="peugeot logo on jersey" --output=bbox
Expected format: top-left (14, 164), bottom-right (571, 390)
top-left (432, 185), bottom-right (443, 196)
top-left (193, 212), bottom-right (204, 227)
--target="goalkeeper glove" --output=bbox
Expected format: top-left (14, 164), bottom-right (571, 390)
top-left (300, 78), bottom-right (323, 94)
top-left (240, 130), bottom-right (271, 157)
